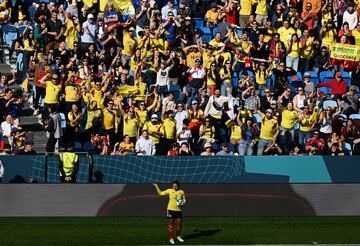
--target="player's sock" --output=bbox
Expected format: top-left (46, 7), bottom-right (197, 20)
top-left (168, 224), bottom-right (174, 240)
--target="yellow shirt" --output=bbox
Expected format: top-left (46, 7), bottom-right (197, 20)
top-left (287, 42), bottom-right (300, 58)
top-left (301, 37), bottom-right (314, 59)
top-left (206, 9), bottom-right (220, 24)
top-left (102, 108), bottom-right (118, 130)
top-left (281, 108), bottom-right (299, 129)
top-left (143, 121), bottom-right (164, 144)
top-left (278, 26), bottom-right (295, 44)
top-left (184, 47), bottom-right (202, 67)
top-left (322, 12), bottom-right (332, 24)
top-left (44, 81), bottom-right (61, 104)
top-left (255, 70), bottom-right (268, 85)
top-left (299, 112), bottom-right (317, 132)
top-left (255, 0), bottom-right (267, 15)
top-left (68, 111), bottom-right (81, 127)
top-left (119, 142), bottom-right (135, 155)
top-left (259, 113), bottom-right (279, 140)
top-left (155, 187), bottom-right (186, 212)
top-left (353, 29), bottom-right (360, 45)
top-left (89, 87), bottom-right (105, 109)
top-left (207, 72), bottom-right (217, 86)
top-left (123, 115), bottom-right (138, 138)
top-left (23, 39), bottom-right (35, 52)
top-left (199, 125), bottom-right (215, 139)
top-left (209, 39), bottom-right (225, 49)
top-left (203, 53), bottom-right (215, 70)
top-left (135, 108), bottom-right (148, 128)
top-left (85, 109), bottom-right (102, 130)
top-left (230, 124), bottom-right (242, 141)
top-left (322, 29), bottom-right (336, 47)
top-left (240, 0), bottom-right (253, 16)
top-left (163, 118), bottom-right (176, 139)
top-left (123, 30), bottom-right (137, 57)
top-left (65, 85), bottom-right (79, 102)
top-left (219, 68), bottom-right (232, 83)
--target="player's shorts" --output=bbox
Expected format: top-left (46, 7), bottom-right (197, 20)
top-left (167, 210), bottom-right (182, 219)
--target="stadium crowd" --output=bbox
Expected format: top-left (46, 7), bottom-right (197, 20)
top-left (0, 0), bottom-right (360, 156)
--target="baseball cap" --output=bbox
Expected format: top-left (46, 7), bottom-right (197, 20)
top-left (304, 72), bottom-right (311, 78)
top-left (335, 71), bottom-right (342, 78)
top-left (266, 109), bottom-right (273, 114)
top-left (151, 114), bottom-right (158, 119)
top-left (195, 57), bottom-right (201, 62)
top-left (52, 74), bottom-right (59, 79)
top-left (191, 100), bottom-right (198, 105)
top-left (87, 14), bottom-right (94, 19)
top-left (185, 16), bottom-right (192, 20)
top-left (129, 27), bottom-right (135, 32)
top-left (270, 100), bottom-right (277, 105)
top-left (204, 142), bottom-right (212, 149)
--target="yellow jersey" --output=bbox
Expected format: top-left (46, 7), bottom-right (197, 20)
top-left (259, 113), bottom-right (279, 140)
top-left (65, 85), bottom-right (79, 102)
top-left (102, 108), bottom-right (118, 130)
top-left (353, 29), bottom-right (360, 45)
top-left (240, 0), bottom-right (253, 16)
top-left (155, 187), bottom-right (186, 212)
top-left (44, 81), bottom-right (61, 104)
top-left (123, 115), bottom-right (138, 138)
top-left (143, 121), bottom-right (164, 144)
top-left (163, 118), bottom-right (177, 140)
top-left (281, 108), bottom-right (299, 129)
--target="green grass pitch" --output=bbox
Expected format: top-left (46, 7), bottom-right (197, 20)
top-left (0, 217), bottom-right (359, 245)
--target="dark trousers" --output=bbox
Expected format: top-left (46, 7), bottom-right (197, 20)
top-left (161, 138), bottom-right (175, 155)
top-left (34, 86), bottom-right (46, 109)
top-left (46, 135), bottom-right (57, 153)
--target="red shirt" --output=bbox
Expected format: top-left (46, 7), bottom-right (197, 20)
top-left (300, 11), bottom-right (315, 30)
top-left (306, 138), bottom-right (326, 151)
top-left (318, 79), bottom-right (347, 95)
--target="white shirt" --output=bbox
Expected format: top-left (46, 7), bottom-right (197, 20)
top-left (161, 6), bottom-right (177, 20)
top-left (156, 67), bottom-right (172, 86)
top-left (343, 10), bottom-right (358, 30)
top-left (177, 128), bottom-right (192, 145)
top-left (1, 121), bottom-right (13, 137)
top-left (81, 21), bottom-right (96, 43)
top-left (175, 110), bottom-right (188, 131)
top-left (188, 67), bottom-right (206, 79)
top-left (135, 137), bottom-right (156, 155)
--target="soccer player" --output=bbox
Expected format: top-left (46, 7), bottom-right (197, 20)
top-left (152, 181), bottom-right (186, 244)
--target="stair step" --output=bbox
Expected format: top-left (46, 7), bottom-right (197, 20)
top-left (18, 108), bottom-right (34, 117)
top-left (19, 124), bottom-right (43, 132)
top-left (19, 116), bottom-right (39, 125)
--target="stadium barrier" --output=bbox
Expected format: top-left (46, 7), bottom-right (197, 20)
top-left (0, 155), bottom-right (360, 183)
top-left (0, 184), bottom-right (360, 216)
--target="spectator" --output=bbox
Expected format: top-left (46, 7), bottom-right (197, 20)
top-left (305, 130), bottom-right (326, 153)
top-left (256, 108), bottom-right (279, 155)
top-left (135, 130), bottom-right (156, 155)
top-left (318, 72), bottom-right (347, 97)
top-left (200, 142), bottom-right (215, 156)
top-left (216, 142), bottom-right (234, 155)
top-left (15, 141), bottom-right (37, 155)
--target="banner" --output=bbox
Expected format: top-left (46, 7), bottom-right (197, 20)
top-left (330, 43), bottom-right (360, 62)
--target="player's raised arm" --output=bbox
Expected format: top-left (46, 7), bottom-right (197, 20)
top-left (152, 183), bottom-right (168, 196)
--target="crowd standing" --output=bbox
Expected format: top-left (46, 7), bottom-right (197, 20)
top-left (0, 0), bottom-right (360, 156)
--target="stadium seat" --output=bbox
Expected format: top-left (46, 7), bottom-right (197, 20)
top-left (73, 141), bottom-right (83, 151)
top-left (16, 53), bottom-right (23, 72)
top-left (232, 72), bottom-right (238, 86)
top-left (235, 28), bottom-right (243, 36)
top-left (2, 24), bottom-right (18, 47)
top-left (253, 114), bottom-right (262, 124)
top-left (194, 18), bottom-right (204, 29)
top-left (323, 100), bottom-right (338, 109)
top-left (17, 25), bottom-right (27, 36)
top-left (212, 26), bottom-right (218, 37)
top-left (341, 71), bottom-right (352, 87)
top-left (344, 142), bottom-right (352, 155)
top-left (319, 71), bottom-right (334, 82)
top-left (318, 87), bottom-right (331, 95)
top-left (201, 27), bottom-right (212, 43)
top-left (305, 71), bottom-right (319, 83)
top-left (349, 114), bottom-right (360, 120)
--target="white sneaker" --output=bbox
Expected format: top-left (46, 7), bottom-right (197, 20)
top-left (33, 109), bottom-right (38, 116)
top-left (177, 237), bottom-right (184, 243)
top-left (169, 239), bottom-right (175, 244)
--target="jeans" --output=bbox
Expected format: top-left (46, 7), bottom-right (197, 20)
top-left (257, 139), bottom-right (273, 155)
top-left (286, 56), bottom-right (299, 72)
top-left (221, 82), bottom-right (232, 97)
top-left (238, 139), bottom-right (254, 156)
top-left (298, 130), bottom-right (311, 147)
top-left (299, 58), bottom-right (311, 73)
top-left (279, 126), bottom-right (295, 153)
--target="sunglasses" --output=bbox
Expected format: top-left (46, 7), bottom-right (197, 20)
top-left (205, 120), bottom-right (210, 122)
top-left (226, 62), bottom-right (231, 64)
top-left (140, 104), bottom-right (145, 106)
top-left (151, 117), bottom-right (157, 120)
top-left (265, 91), bottom-right (270, 93)
top-left (177, 105), bottom-right (183, 107)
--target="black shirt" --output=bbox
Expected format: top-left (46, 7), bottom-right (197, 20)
top-left (46, 19), bottom-right (63, 41)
